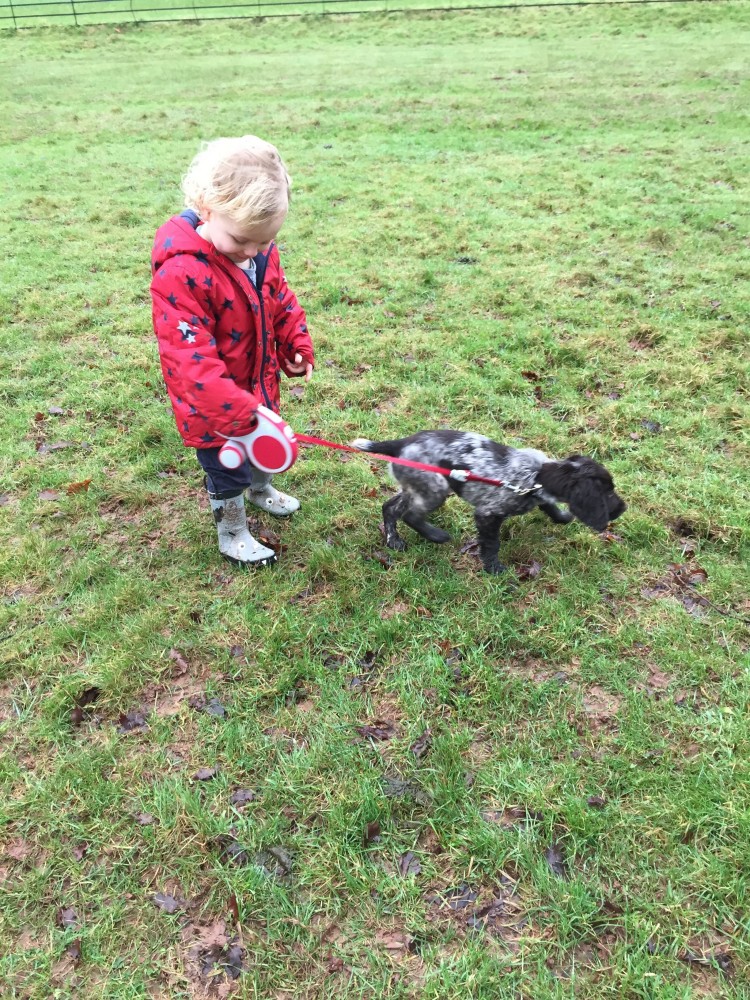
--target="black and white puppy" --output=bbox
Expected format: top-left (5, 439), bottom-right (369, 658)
top-left (352, 431), bottom-right (626, 574)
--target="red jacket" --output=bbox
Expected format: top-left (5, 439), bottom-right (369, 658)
top-left (150, 211), bottom-right (313, 448)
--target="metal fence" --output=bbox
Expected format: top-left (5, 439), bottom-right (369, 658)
top-left (0, 0), bottom-right (502, 27)
top-left (0, 0), bottom-right (727, 29)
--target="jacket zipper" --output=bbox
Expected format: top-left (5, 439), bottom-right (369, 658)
top-left (218, 248), bottom-right (274, 411)
top-left (253, 268), bottom-right (273, 411)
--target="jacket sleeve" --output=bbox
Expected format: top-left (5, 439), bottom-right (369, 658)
top-left (151, 258), bottom-right (260, 440)
top-left (269, 253), bottom-right (315, 378)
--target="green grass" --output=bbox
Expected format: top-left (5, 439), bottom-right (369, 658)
top-left (1, 3), bottom-right (749, 997)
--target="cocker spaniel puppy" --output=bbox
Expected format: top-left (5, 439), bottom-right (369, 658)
top-left (353, 431), bottom-right (626, 575)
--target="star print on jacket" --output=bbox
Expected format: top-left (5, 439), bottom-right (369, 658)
top-left (150, 211), bottom-right (314, 449)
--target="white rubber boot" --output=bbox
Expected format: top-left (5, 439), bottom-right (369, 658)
top-left (210, 492), bottom-right (277, 567)
top-left (246, 471), bottom-right (300, 518)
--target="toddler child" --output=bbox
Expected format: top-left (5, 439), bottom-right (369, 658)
top-left (150, 135), bottom-right (314, 568)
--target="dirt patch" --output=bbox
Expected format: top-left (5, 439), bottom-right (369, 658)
top-left (289, 581), bottom-right (334, 609)
top-left (141, 675), bottom-right (215, 719)
top-left (581, 686), bottom-right (623, 727)
top-left (425, 876), bottom-right (529, 953)
top-left (178, 917), bottom-right (245, 999)
top-left (379, 600), bottom-right (411, 620)
top-left (504, 656), bottom-right (581, 685)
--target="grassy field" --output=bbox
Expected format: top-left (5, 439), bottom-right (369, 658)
top-left (1, 2), bottom-right (749, 997)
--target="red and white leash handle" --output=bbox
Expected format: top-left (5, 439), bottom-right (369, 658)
top-left (218, 405), bottom-right (299, 474)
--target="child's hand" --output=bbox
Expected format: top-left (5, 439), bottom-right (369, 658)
top-left (287, 353), bottom-right (314, 382)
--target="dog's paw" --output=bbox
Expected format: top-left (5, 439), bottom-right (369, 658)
top-left (425, 527), bottom-right (451, 544)
top-left (386, 535), bottom-right (407, 552)
top-left (483, 559), bottom-right (508, 575)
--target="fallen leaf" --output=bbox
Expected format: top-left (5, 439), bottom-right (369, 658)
top-left (382, 775), bottom-right (432, 807)
top-left (217, 838), bottom-right (249, 866)
top-left (65, 939), bottom-right (82, 963)
top-left (398, 851), bottom-right (421, 876)
top-left (363, 820), bottom-right (381, 846)
top-left (459, 538), bottom-right (481, 557)
top-left (599, 530), bottom-right (622, 543)
top-left (117, 709), bottom-right (148, 733)
top-left (66, 479), bottom-right (92, 495)
top-left (6, 839), bottom-right (33, 861)
top-left (255, 845), bottom-right (293, 877)
top-left (153, 893), bottom-right (184, 914)
top-left (77, 687), bottom-right (101, 707)
top-left (230, 788), bottom-right (257, 806)
top-left (410, 729), bottom-right (432, 759)
top-left (189, 695), bottom-right (227, 718)
top-left (376, 929), bottom-right (413, 951)
top-left (430, 885), bottom-right (479, 911)
top-left (223, 943), bottom-right (244, 979)
top-left (356, 720), bottom-right (397, 742)
top-left (545, 842), bottom-right (569, 879)
top-left (193, 766), bottom-right (219, 781)
top-left (168, 648), bottom-right (189, 672)
top-left (680, 949), bottom-right (732, 975)
top-left (379, 600), bottom-right (410, 619)
top-left (516, 560), bottom-right (542, 580)
top-left (58, 907), bottom-right (79, 929)
top-left (482, 805), bottom-right (544, 828)
top-left (37, 441), bottom-right (75, 453)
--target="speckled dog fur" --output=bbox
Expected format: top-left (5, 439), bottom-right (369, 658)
top-left (353, 431), bottom-right (626, 574)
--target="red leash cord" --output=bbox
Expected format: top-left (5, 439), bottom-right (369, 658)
top-left (295, 433), bottom-right (508, 488)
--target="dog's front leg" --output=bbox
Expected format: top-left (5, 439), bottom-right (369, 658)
top-left (382, 493), bottom-right (409, 551)
top-left (474, 512), bottom-right (506, 574)
top-left (539, 501), bottom-right (574, 524)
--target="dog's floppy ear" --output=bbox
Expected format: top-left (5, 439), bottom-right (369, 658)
top-left (567, 478), bottom-right (611, 532)
top-left (537, 456), bottom-right (584, 498)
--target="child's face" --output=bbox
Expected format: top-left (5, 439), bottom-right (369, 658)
top-left (201, 208), bottom-right (287, 263)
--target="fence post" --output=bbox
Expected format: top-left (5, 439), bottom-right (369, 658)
top-left (70, 0), bottom-right (79, 25)
top-left (9, 0), bottom-right (18, 28)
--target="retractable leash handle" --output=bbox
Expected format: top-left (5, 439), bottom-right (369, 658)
top-left (218, 405), bottom-right (299, 474)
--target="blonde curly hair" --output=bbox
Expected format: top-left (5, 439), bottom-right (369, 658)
top-left (181, 135), bottom-right (291, 227)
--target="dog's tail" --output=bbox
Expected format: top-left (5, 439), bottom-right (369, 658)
top-left (350, 437), bottom-right (405, 458)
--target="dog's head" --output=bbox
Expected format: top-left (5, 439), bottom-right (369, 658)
top-left (539, 455), bottom-right (626, 532)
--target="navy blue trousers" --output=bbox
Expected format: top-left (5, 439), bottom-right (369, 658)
top-left (196, 447), bottom-right (269, 500)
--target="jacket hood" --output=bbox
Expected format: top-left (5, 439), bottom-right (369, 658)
top-left (152, 211), bottom-right (213, 270)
